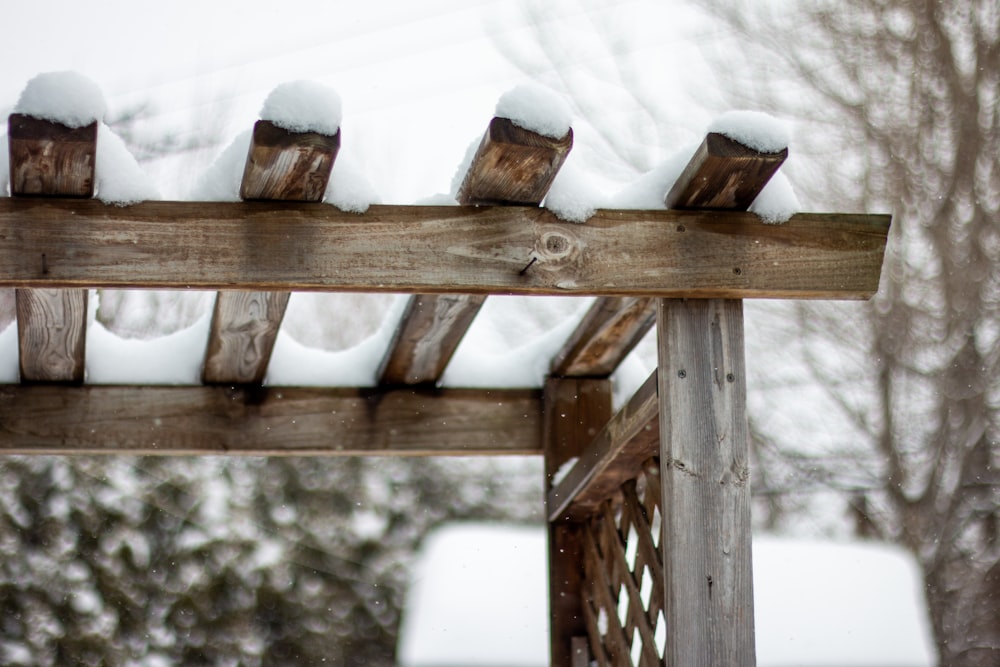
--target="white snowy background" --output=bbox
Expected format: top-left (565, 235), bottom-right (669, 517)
top-left (0, 1), bottom-right (933, 664)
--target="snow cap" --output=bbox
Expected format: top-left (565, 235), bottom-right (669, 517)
top-left (495, 84), bottom-right (571, 139)
top-left (260, 80), bottom-right (342, 135)
top-left (14, 71), bottom-right (107, 128)
top-left (708, 110), bottom-right (790, 154)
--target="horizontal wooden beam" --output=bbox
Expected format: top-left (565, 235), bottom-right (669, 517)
top-left (0, 385), bottom-right (542, 456)
top-left (547, 371), bottom-right (659, 522)
top-left (0, 200), bottom-right (890, 299)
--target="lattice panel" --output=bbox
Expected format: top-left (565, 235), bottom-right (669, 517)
top-left (581, 458), bottom-right (666, 666)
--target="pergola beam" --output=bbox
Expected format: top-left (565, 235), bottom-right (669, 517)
top-left (547, 371), bottom-right (658, 522)
top-left (0, 385), bottom-right (542, 456)
top-left (0, 200), bottom-right (890, 299)
top-left (378, 117), bottom-right (573, 385)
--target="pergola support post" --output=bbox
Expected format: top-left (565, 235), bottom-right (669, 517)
top-left (657, 298), bottom-right (755, 665)
top-left (544, 377), bottom-right (611, 667)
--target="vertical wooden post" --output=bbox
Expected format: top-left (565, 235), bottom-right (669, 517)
top-left (544, 377), bottom-right (611, 667)
top-left (657, 298), bottom-right (755, 665)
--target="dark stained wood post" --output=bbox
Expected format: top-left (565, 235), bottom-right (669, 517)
top-left (378, 117), bottom-right (572, 386)
top-left (656, 298), bottom-right (755, 665)
top-left (203, 120), bottom-right (339, 385)
top-left (8, 114), bottom-right (96, 383)
top-left (544, 377), bottom-right (611, 667)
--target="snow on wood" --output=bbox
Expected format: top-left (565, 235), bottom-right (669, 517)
top-left (708, 110), bottom-right (790, 154)
top-left (494, 83), bottom-right (572, 140)
top-left (258, 80), bottom-right (342, 136)
top-left (13, 71), bottom-right (107, 129)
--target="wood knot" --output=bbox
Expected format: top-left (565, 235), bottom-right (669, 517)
top-left (533, 228), bottom-right (579, 269)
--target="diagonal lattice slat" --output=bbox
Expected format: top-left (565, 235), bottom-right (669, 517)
top-left (581, 459), bottom-right (665, 666)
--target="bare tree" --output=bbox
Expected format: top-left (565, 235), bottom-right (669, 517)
top-left (496, 1), bottom-right (1000, 663)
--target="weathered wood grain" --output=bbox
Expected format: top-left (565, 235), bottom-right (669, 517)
top-left (380, 117), bottom-right (572, 385)
top-left (7, 114), bottom-right (97, 197)
top-left (204, 120), bottom-right (340, 384)
top-left (657, 298), bottom-right (755, 665)
top-left (550, 297), bottom-right (655, 377)
top-left (547, 371), bottom-right (658, 522)
top-left (456, 117), bottom-right (573, 206)
top-left (554, 131), bottom-right (787, 379)
top-left (377, 294), bottom-right (486, 385)
top-left (203, 291), bottom-right (290, 384)
top-left (665, 132), bottom-right (787, 210)
top-left (0, 385), bottom-right (542, 456)
top-left (239, 120), bottom-right (340, 202)
top-left (8, 115), bottom-right (96, 383)
top-left (545, 378), bottom-right (612, 667)
top-left (0, 200), bottom-right (891, 299)
top-left (15, 289), bottom-right (87, 383)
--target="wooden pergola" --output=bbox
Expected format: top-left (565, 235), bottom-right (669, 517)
top-left (0, 110), bottom-right (889, 665)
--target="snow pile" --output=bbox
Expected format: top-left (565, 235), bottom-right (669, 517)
top-left (543, 159), bottom-right (605, 223)
top-left (397, 524), bottom-right (548, 667)
top-left (749, 173), bottom-right (800, 224)
top-left (708, 110), bottom-right (790, 154)
top-left (399, 525), bottom-right (936, 667)
top-left (189, 130), bottom-right (252, 202)
top-left (324, 156), bottom-right (379, 213)
top-left (86, 292), bottom-right (211, 384)
top-left (8, 71), bottom-right (158, 205)
top-left (14, 71), bottom-right (107, 128)
top-left (259, 80), bottom-right (342, 135)
top-left (190, 82), bottom-right (377, 212)
top-left (94, 125), bottom-right (160, 205)
top-left (609, 145), bottom-right (699, 210)
top-left (0, 318), bottom-right (19, 382)
top-left (610, 111), bottom-right (800, 224)
top-left (443, 296), bottom-right (595, 388)
top-left (265, 294), bottom-right (408, 386)
top-left (495, 83), bottom-right (572, 139)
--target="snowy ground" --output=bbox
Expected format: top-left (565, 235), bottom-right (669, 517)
top-left (398, 523), bottom-right (937, 667)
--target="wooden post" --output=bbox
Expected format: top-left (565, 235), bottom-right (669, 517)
top-left (657, 298), bottom-right (755, 665)
top-left (8, 114), bottom-right (94, 383)
top-left (544, 377), bottom-right (611, 667)
top-left (378, 117), bottom-right (572, 386)
top-left (203, 120), bottom-right (339, 384)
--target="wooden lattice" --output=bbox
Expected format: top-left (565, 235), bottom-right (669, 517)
top-left (581, 458), bottom-right (666, 666)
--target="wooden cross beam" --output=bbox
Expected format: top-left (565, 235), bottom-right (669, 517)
top-left (0, 201), bottom-right (888, 298)
top-left (0, 384), bottom-right (541, 456)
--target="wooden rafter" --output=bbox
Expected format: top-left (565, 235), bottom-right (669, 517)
top-left (0, 385), bottom-right (541, 456)
top-left (378, 117), bottom-right (573, 385)
top-left (8, 114), bottom-right (94, 383)
top-left (0, 200), bottom-right (889, 299)
top-left (203, 120), bottom-right (340, 385)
